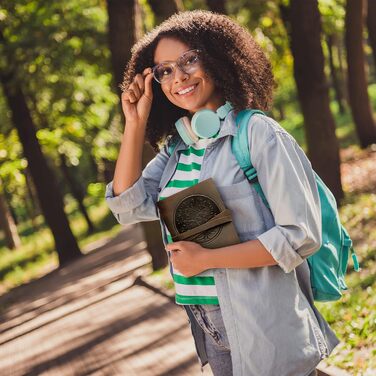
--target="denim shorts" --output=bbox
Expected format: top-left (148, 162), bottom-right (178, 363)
top-left (188, 304), bottom-right (233, 376)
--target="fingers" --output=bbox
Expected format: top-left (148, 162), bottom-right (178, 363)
top-left (165, 241), bottom-right (187, 252)
top-left (122, 67), bottom-right (153, 104)
top-left (129, 81), bottom-right (141, 98)
top-left (142, 66), bottom-right (152, 79)
top-left (165, 242), bottom-right (176, 252)
top-left (133, 74), bottom-right (144, 94)
top-left (122, 89), bottom-right (137, 104)
top-left (122, 96), bottom-right (133, 114)
top-left (143, 68), bottom-right (153, 98)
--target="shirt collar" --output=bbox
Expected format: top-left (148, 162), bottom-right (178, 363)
top-left (217, 109), bottom-right (238, 139)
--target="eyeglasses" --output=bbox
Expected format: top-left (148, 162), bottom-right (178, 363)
top-left (152, 49), bottom-right (202, 84)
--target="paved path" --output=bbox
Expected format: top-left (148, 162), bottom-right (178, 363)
top-left (0, 224), bottom-right (212, 376)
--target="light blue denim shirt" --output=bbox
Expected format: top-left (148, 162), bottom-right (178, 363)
top-left (105, 111), bottom-right (339, 376)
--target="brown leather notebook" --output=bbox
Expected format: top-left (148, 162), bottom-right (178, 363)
top-left (157, 178), bottom-right (240, 249)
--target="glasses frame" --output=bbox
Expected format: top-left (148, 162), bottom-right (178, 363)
top-left (152, 49), bottom-right (202, 84)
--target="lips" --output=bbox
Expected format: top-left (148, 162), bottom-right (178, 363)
top-left (175, 83), bottom-right (198, 95)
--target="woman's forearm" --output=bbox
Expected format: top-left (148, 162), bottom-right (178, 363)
top-left (202, 239), bottom-right (278, 269)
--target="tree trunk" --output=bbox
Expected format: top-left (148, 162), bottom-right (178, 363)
top-left (107, 0), bottom-right (168, 270)
top-left (280, 0), bottom-right (343, 202)
top-left (2, 188), bottom-right (19, 225)
top-left (276, 102), bottom-right (285, 121)
top-left (334, 33), bottom-right (349, 105)
top-left (326, 34), bottom-right (346, 114)
top-left (24, 167), bottom-right (41, 230)
top-left (0, 185), bottom-right (21, 249)
top-left (107, 0), bottom-right (143, 96)
top-left (367, 0), bottom-right (376, 75)
top-left (0, 28), bottom-right (82, 265)
top-left (147, 0), bottom-right (183, 25)
top-left (59, 154), bottom-right (95, 234)
top-left (0, 75), bottom-right (82, 266)
top-left (206, 0), bottom-right (227, 14)
top-left (345, 0), bottom-right (376, 147)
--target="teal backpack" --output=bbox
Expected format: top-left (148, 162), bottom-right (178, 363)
top-left (232, 109), bottom-right (360, 302)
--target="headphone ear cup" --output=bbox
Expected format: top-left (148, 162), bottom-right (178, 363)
top-left (174, 102), bottom-right (233, 145)
top-left (175, 116), bottom-right (199, 146)
top-left (191, 110), bottom-right (221, 139)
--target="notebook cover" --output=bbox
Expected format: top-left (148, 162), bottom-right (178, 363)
top-left (157, 178), bottom-right (240, 249)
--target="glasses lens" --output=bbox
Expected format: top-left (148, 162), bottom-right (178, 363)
top-left (179, 50), bottom-right (200, 72)
top-left (154, 63), bottom-right (174, 83)
top-left (153, 50), bottom-right (201, 83)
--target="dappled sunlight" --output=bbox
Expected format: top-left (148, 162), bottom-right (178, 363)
top-left (0, 225), bottom-right (207, 375)
top-left (341, 145), bottom-right (376, 195)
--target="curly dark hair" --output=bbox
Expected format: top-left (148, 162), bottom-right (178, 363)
top-left (121, 10), bottom-right (275, 150)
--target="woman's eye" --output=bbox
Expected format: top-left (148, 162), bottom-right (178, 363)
top-left (184, 56), bottom-right (198, 65)
top-left (159, 67), bottom-right (172, 76)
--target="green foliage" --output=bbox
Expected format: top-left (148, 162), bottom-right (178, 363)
top-left (224, 1), bottom-right (298, 121)
top-left (87, 182), bottom-right (106, 204)
top-left (0, 0), bottom-right (119, 221)
top-left (319, 0), bottom-right (345, 35)
top-left (181, 0), bottom-right (208, 12)
top-left (139, 0), bottom-right (156, 31)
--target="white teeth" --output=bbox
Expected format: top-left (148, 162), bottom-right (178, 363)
top-left (178, 85), bottom-right (196, 95)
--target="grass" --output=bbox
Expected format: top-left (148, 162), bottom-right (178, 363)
top-left (316, 192), bottom-right (376, 375)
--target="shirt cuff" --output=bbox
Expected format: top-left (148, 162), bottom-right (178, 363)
top-left (257, 226), bottom-right (304, 273)
top-left (105, 177), bottom-right (147, 214)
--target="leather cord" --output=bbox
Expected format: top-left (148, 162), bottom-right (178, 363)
top-left (172, 209), bottom-right (233, 242)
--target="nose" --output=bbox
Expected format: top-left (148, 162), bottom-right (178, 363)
top-left (173, 65), bottom-right (189, 84)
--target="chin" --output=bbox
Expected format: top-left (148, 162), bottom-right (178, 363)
top-left (183, 99), bottom-right (206, 111)
top-left (173, 100), bottom-right (197, 113)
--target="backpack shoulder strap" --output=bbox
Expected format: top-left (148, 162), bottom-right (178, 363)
top-left (167, 135), bottom-right (179, 156)
top-left (232, 110), bottom-right (262, 182)
top-left (232, 109), bottom-right (270, 208)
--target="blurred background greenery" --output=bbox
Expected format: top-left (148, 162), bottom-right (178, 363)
top-left (0, 1), bottom-right (375, 374)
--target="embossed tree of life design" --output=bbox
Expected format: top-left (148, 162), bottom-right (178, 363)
top-left (174, 194), bottom-right (222, 244)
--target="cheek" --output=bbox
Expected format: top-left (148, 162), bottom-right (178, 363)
top-left (161, 85), bottom-right (177, 103)
top-left (200, 73), bottom-right (215, 95)
top-left (205, 77), bottom-right (216, 92)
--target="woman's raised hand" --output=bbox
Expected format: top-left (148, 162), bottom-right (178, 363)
top-left (121, 67), bottom-right (154, 126)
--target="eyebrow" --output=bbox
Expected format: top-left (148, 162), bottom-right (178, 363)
top-left (154, 49), bottom-right (193, 66)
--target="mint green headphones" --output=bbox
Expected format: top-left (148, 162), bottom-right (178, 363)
top-left (174, 101), bottom-right (233, 145)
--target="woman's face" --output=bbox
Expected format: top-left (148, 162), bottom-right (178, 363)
top-left (153, 38), bottom-right (224, 114)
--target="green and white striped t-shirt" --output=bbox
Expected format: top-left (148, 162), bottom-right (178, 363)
top-left (159, 137), bottom-right (219, 305)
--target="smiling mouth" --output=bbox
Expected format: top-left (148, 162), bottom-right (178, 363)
top-left (176, 83), bottom-right (198, 96)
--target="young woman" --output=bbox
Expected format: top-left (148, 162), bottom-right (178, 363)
top-left (105, 10), bottom-right (339, 376)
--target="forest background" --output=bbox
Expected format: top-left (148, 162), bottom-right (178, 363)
top-left (0, 0), bottom-right (375, 375)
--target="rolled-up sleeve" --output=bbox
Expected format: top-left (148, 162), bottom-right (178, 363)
top-left (105, 144), bottom-right (170, 225)
top-left (250, 115), bottom-right (322, 273)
